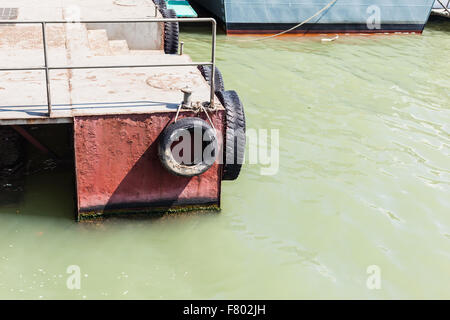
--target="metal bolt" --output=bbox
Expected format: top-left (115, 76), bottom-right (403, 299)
top-left (181, 87), bottom-right (192, 107)
top-left (179, 41), bottom-right (184, 55)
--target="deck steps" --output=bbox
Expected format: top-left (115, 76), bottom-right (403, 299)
top-left (129, 49), bottom-right (165, 55)
top-left (87, 29), bottom-right (113, 56)
top-left (64, 24), bottom-right (91, 60)
top-left (109, 40), bottom-right (130, 55)
top-left (0, 16), bottom-right (217, 125)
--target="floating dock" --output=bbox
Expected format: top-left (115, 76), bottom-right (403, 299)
top-left (0, 1), bottom-right (244, 220)
top-left (156, 0), bottom-right (198, 18)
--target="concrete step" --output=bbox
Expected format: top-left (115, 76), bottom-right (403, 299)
top-left (87, 29), bottom-right (112, 56)
top-left (66, 51), bottom-right (192, 70)
top-left (109, 40), bottom-right (130, 55)
top-left (65, 24), bottom-right (91, 59)
top-left (129, 49), bottom-right (165, 55)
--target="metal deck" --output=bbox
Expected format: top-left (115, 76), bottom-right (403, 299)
top-left (0, 1), bottom-right (219, 125)
top-left (0, 51), bottom-right (217, 125)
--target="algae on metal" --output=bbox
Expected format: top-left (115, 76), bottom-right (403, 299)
top-left (78, 203), bottom-right (220, 221)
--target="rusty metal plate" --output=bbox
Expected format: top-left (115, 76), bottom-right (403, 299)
top-left (73, 112), bottom-right (225, 219)
top-left (0, 8), bottom-right (18, 20)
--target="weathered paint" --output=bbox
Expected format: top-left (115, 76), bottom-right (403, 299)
top-left (191, 0), bottom-right (435, 34)
top-left (73, 111), bottom-right (225, 220)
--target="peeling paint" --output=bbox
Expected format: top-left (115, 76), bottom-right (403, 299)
top-left (74, 111), bottom-right (225, 220)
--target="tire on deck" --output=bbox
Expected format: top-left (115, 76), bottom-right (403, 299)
top-left (154, 0), bottom-right (167, 11)
top-left (198, 65), bottom-right (225, 93)
top-left (161, 9), bottom-right (179, 54)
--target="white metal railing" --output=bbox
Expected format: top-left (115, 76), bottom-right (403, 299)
top-left (0, 18), bottom-right (217, 116)
top-left (435, 0), bottom-right (450, 13)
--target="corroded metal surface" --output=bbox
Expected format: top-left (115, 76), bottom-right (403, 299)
top-left (73, 111), bottom-right (225, 219)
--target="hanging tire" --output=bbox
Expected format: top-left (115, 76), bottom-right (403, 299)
top-left (159, 117), bottom-right (218, 177)
top-left (161, 9), bottom-right (179, 55)
top-left (154, 0), bottom-right (167, 11)
top-left (216, 90), bottom-right (246, 181)
top-left (198, 65), bottom-right (225, 93)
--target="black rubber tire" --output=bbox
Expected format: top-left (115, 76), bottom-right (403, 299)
top-left (154, 0), bottom-right (167, 11)
top-left (159, 117), bottom-right (218, 177)
top-left (216, 90), bottom-right (246, 181)
top-left (0, 127), bottom-right (24, 168)
top-left (161, 9), bottom-right (179, 55)
top-left (198, 65), bottom-right (225, 93)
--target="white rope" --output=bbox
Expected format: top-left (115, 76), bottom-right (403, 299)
top-left (201, 103), bottom-right (216, 132)
top-left (238, 0), bottom-right (338, 42)
top-left (174, 101), bottom-right (216, 133)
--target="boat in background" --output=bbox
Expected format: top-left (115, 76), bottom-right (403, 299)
top-left (163, 0), bottom-right (198, 18)
top-left (190, 0), bottom-right (436, 35)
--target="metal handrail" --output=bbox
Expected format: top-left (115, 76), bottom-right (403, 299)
top-left (0, 18), bottom-right (217, 116)
top-left (436, 0), bottom-right (450, 13)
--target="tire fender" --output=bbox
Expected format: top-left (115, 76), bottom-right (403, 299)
top-left (154, 0), bottom-right (167, 11)
top-left (161, 9), bottom-right (179, 54)
top-left (216, 90), bottom-right (246, 181)
top-left (198, 65), bottom-right (225, 93)
top-left (159, 117), bottom-right (218, 177)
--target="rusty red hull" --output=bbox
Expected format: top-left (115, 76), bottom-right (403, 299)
top-left (73, 111), bottom-right (225, 220)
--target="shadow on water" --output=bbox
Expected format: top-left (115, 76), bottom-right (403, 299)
top-left (0, 122), bottom-right (219, 223)
top-left (0, 123), bottom-right (76, 221)
top-left (427, 15), bottom-right (450, 31)
top-left (0, 168), bottom-right (77, 221)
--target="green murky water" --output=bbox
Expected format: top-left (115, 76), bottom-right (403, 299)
top-left (1, 20), bottom-right (449, 299)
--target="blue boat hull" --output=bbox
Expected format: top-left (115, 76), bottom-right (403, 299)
top-left (190, 0), bottom-right (435, 34)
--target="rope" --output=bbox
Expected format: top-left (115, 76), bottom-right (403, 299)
top-left (201, 103), bottom-right (216, 132)
top-left (174, 101), bottom-right (216, 132)
top-left (238, 0), bottom-right (338, 41)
